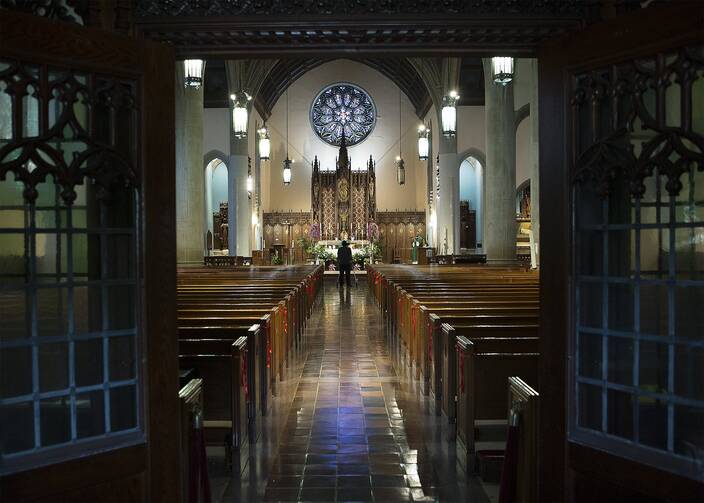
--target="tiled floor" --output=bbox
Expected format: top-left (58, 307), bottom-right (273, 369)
top-left (221, 281), bottom-right (489, 502)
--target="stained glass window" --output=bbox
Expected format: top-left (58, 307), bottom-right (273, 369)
top-left (310, 83), bottom-right (376, 146)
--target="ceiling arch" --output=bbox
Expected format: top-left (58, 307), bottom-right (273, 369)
top-left (256, 58), bottom-right (432, 120)
top-left (204, 56), bottom-right (486, 119)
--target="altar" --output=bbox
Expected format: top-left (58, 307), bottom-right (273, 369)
top-left (261, 132), bottom-right (424, 265)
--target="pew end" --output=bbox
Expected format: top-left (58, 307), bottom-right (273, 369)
top-left (504, 376), bottom-right (539, 503)
top-left (179, 378), bottom-right (205, 503)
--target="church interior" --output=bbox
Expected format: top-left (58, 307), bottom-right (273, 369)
top-left (0, 1), bottom-right (703, 502)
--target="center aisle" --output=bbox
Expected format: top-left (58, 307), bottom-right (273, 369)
top-left (224, 281), bottom-right (490, 502)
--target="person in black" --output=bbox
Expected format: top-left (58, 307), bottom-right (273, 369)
top-left (337, 240), bottom-right (353, 287)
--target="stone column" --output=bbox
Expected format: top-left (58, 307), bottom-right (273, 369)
top-left (483, 58), bottom-right (516, 263)
top-left (436, 134), bottom-right (460, 255)
top-left (228, 138), bottom-right (251, 256)
top-left (225, 61), bottom-right (252, 257)
top-left (530, 58), bottom-right (540, 266)
top-left (175, 63), bottom-right (205, 264)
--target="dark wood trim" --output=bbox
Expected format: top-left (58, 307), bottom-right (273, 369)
top-left (141, 41), bottom-right (179, 503)
top-left (0, 444), bottom-right (147, 501)
top-left (537, 35), bottom-right (570, 503)
top-left (0, 10), bottom-right (143, 77)
top-left (538, 2), bottom-right (704, 502)
top-left (546, 1), bottom-right (704, 70)
top-left (135, 16), bottom-right (585, 59)
top-left (569, 443), bottom-right (704, 502)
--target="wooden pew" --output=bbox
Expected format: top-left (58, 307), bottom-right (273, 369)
top-left (179, 378), bottom-right (204, 503)
top-left (455, 336), bottom-right (539, 471)
top-left (176, 265), bottom-right (323, 470)
top-left (505, 376), bottom-right (539, 503)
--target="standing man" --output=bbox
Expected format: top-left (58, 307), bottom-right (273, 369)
top-left (337, 240), bottom-right (353, 287)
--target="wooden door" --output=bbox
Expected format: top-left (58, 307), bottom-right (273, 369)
top-left (0, 11), bottom-right (178, 502)
top-left (539, 3), bottom-right (703, 501)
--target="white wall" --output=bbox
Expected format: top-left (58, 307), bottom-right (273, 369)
top-left (516, 116), bottom-right (531, 188)
top-left (262, 59), bottom-right (424, 212)
top-left (203, 108), bottom-right (229, 157)
top-left (458, 106), bottom-right (486, 156)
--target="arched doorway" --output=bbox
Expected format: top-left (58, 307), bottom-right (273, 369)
top-left (458, 154), bottom-right (484, 251)
top-left (204, 154), bottom-right (229, 254)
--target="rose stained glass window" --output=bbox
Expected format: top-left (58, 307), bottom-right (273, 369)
top-left (310, 83), bottom-right (376, 146)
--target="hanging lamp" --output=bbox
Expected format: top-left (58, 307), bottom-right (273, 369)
top-left (492, 57), bottom-right (514, 85)
top-left (230, 91), bottom-right (251, 139)
top-left (417, 123), bottom-right (429, 161)
top-left (396, 89), bottom-right (405, 185)
top-left (258, 123), bottom-right (271, 160)
top-left (283, 89), bottom-right (292, 185)
top-left (441, 90), bottom-right (459, 137)
top-left (247, 157), bottom-right (253, 198)
top-left (183, 59), bottom-right (205, 89)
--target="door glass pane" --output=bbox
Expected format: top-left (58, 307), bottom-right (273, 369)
top-left (572, 43), bottom-right (704, 479)
top-left (0, 58), bottom-right (142, 473)
top-left (578, 383), bottom-right (602, 432)
top-left (0, 402), bottom-right (34, 454)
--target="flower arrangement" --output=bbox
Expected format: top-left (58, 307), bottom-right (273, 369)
top-left (309, 223), bottom-right (321, 241)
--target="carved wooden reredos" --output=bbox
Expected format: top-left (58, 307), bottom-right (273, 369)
top-left (311, 135), bottom-right (377, 241)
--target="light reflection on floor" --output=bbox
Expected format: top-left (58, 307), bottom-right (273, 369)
top-left (218, 280), bottom-right (490, 502)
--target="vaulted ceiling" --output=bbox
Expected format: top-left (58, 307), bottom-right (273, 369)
top-left (204, 57), bottom-right (485, 119)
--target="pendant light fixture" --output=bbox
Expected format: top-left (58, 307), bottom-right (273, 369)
top-left (230, 91), bottom-right (251, 139)
top-left (417, 123), bottom-right (429, 161)
top-left (247, 157), bottom-right (253, 198)
top-left (183, 59), bottom-right (205, 89)
top-left (435, 154), bottom-right (440, 201)
top-left (396, 89), bottom-right (405, 186)
top-left (283, 89), bottom-right (292, 186)
top-left (492, 57), bottom-right (514, 85)
top-left (441, 90), bottom-right (459, 137)
top-left (258, 123), bottom-right (271, 160)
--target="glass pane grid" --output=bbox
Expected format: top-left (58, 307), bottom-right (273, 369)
top-left (573, 88), bottom-right (704, 478)
top-left (0, 195), bottom-right (139, 454)
top-left (0, 190), bottom-right (140, 470)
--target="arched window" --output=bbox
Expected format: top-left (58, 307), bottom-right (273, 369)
top-left (459, 156), bottom-right (484, 249)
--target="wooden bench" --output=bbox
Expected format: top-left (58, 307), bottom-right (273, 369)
top-left (455, 336), bottom-right (539, 470)
top-left (366, 264), bottom-right (540, 448)
top-left (175, 265), bottom-right (323, 469)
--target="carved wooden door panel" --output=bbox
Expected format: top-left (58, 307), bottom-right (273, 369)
top-left (397, 223), bottom-right (406, 251)
top-left (0, 11), bottom-right (177, 502)
top-left (417, 223), bottom-right (425, 240)
top-left (539, 4), bottom-right (703, 501)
